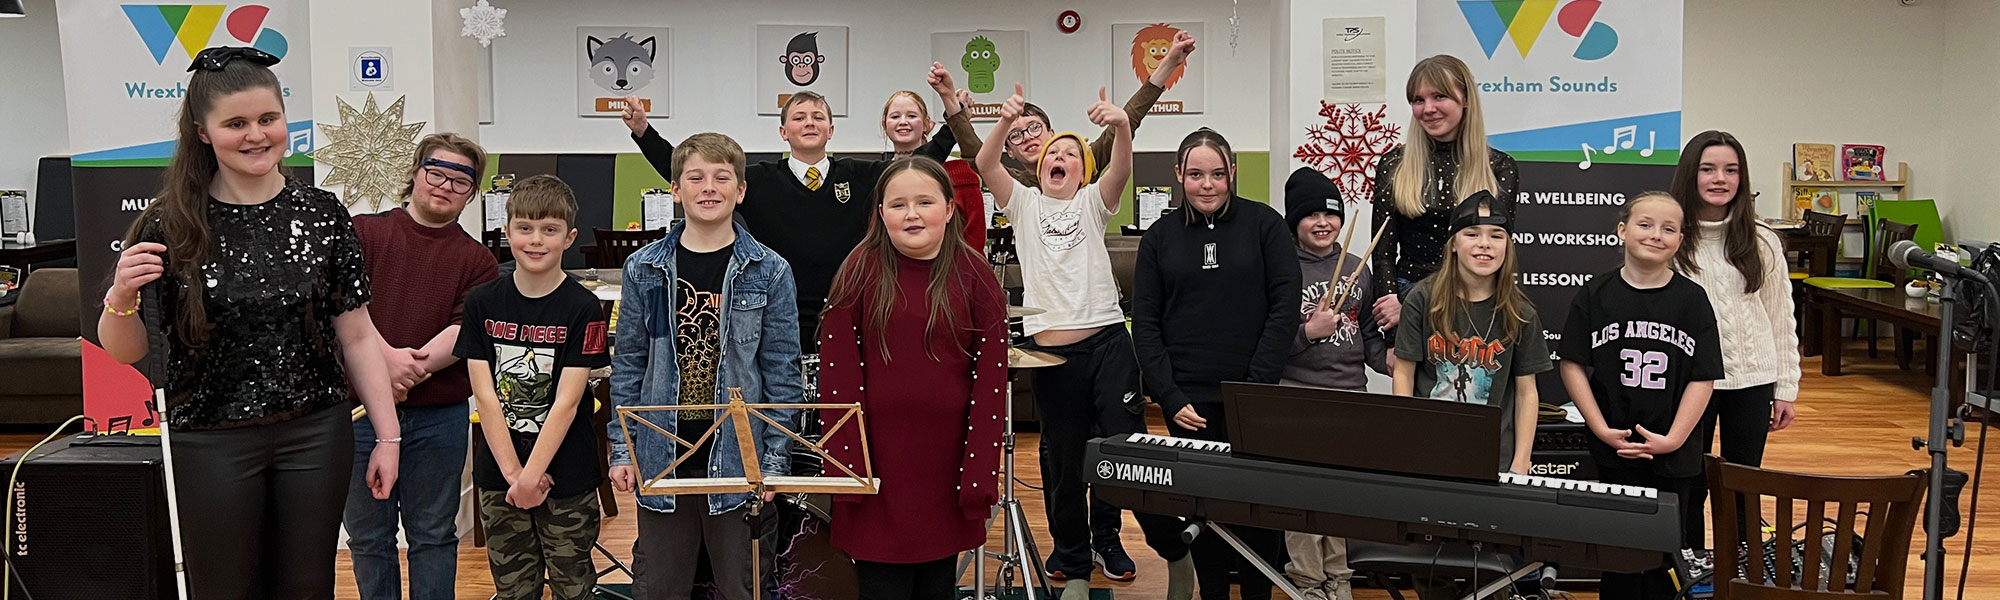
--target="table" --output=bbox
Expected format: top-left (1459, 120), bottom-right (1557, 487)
top-left (1779, 230), bottom-right (1838, 278)
top-left (1812, 286), bottom-right (1968, 408)
top-left (0, 237), bottom-right (76, 269)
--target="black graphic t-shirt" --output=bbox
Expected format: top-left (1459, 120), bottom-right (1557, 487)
top-left (455, 276), bottom-right (611, 497)
top-left (1395, 278), bottom-right (1553, 472)
top-left (1559, 271), bottom-right (1724, 478)
top-left (674, 244), bottom-right (732, 478)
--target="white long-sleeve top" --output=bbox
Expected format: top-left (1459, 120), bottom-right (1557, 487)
top-left (1679, 216), bottom-right (1801, 401)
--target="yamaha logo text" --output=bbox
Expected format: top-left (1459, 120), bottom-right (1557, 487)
top-left (1098, 460), bottom-right (1173, 487)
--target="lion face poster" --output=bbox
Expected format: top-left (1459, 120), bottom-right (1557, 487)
top-left (577, 26), bottom-right (671, 118)
top-left (1111, 22), bottom-right (1206, 114)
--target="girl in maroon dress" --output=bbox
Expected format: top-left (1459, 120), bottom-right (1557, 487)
top-left (819, 157), bottom-right (1009, 599)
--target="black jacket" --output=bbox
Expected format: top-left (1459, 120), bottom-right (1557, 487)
top-left (1132, 196), bottom-right (1302, 417)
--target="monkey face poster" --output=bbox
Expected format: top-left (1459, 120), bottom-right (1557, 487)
top-left (577, 26), bottom-right (672, 118)
top-left (1110, 22), bottom-right (1206, 114)
top-left (929, 30), bottom-right (1029, 121)
top-left (757, 25), bottom-right (850, 116)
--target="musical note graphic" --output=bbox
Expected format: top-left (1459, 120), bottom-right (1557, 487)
top-left (1638, 130), bottom-right (1656, 158)
top-left (108, 415), bottom-right (133, 433)
top-left (288, 128), bottom-right (313, 157)
top-left (1578, 143), bottom-right (1596, 170)
top-left (1603, 125), bottom-right (1636, 154)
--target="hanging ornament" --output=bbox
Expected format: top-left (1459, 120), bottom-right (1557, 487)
top-left (1228, 0), bottom-right (1241, 52)
top-left (311, 93), bottom-right (427, 211)
top-left (461, 0), bottom-right (507, 47)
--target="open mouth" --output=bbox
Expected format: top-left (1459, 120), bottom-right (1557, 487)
top-left (520, 250), bottom-right (549, 261)
top-left (1471, 252), bottom-right (1496, 262)
top-left (1309, 227), bottom-right (1335, 240)
top-left (695, 197), bottom-right (722, 208)
top-left (242, 146), bottom-right (271, 157)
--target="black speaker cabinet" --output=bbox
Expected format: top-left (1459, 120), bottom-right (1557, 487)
top-left (3, 435), bottom-right (174, 599)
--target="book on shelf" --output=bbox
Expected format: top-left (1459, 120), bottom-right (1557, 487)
top-left (1793, 143), bottom-right (1839, 181)
top-left (1855, 190), bottom-right (1880, 217)
top-left (1793, 186), bottom-right (1840, 217)
top-left (1842, 144), bottom-right (1886, 181)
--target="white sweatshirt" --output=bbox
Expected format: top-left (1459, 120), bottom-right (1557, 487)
top-left (1680, 216), bottom-right (1801, 401)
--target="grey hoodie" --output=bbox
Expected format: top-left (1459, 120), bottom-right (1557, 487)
top-left (1285, 243), bottom-right (1390, 390)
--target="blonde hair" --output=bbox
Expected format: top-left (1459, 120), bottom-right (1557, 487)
top-left (671, 132), bottom-right (747, 182)
top-left (880, 91), bottom-right (934, 137)
top-left (401, 133), bottom-right (488, 201)
top-left (1392, 55), bottom-right (1500, 218)
top-left (1426, 228), bottom-right (1531, 345)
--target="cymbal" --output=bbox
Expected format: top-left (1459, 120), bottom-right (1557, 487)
top-left (1007, 305), bottom-right (1046, 318)
top-left (1009, 347), bottom-right (1067, 369)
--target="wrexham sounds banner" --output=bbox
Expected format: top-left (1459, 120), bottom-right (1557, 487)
top-left (56, 0), bottom-right (313, 431)
top-left (1418, 0), bottom-right (1683, 405)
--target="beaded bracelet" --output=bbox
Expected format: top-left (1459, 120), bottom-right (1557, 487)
top-left (103, 294), bottom-right (140, 317)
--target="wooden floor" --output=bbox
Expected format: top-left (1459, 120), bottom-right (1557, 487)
top-left (5, 342), bottom-right (1998, 599)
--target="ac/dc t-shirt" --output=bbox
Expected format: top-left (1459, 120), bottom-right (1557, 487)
top-left (1559, 271), bottom-right (1724, 478)
top-left (455, 276), bottom-right (611, 497)
top-left (1395, 278), bottom-right (1553, 472)
top-left (674, 244), bottom-right (732, 478)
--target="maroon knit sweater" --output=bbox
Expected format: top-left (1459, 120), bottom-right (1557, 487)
top-left (819, 249), bottom-right (1008, 563)
top-left (351, 208), bottom-right (499, 408)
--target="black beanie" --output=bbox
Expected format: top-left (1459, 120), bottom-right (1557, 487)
top-left (1284, 167), bottom-right (1343, 236)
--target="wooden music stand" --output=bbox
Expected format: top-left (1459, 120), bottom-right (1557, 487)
top-left (615, 387), bottom-right (879, 600)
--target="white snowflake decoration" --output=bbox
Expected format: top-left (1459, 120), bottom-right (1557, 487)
top-left (461, 0), bottom-right (506, 47)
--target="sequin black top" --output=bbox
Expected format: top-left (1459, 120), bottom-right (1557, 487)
top-left (1368, 141), bottom-right (1520, 299)
top-left (140, 179), bottom-right (372, 430)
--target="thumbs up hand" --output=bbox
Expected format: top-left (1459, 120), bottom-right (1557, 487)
top-left (1086, 86), bottom-right (1126, 129)
top-left (999, 83), bottom-right (1026, 122)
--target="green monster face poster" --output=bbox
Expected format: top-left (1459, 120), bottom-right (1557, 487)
top-left (930, 30), bottom-right (1029, 120)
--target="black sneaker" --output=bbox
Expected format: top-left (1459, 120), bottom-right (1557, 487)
top-left (1093, 545), bottom-right (1137, 582)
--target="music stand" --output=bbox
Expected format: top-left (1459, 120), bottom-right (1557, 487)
top-left (617, 387), bottom-right (880, 600)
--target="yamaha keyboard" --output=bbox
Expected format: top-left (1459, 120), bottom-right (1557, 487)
top-left (1087, 433), bottom-right (1680, 573)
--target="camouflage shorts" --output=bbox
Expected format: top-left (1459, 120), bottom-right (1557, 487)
top-left (478, 489), bottom-right (602, 600)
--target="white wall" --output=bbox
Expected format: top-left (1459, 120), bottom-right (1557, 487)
top-left (1681, 0), bottom-right (1945, 225)
top-left (0, 0), bottom-right (71, 224)
top-left (1940, 0), bottom-right (2000, 245)
top-left (476, 0), bottom-right (1274, 155)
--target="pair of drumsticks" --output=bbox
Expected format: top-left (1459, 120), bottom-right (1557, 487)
top-left (1317, 218), bottom-right (1392, 317)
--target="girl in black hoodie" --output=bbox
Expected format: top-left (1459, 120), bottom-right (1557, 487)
top-left (1132, 128), bottom-right (1301, 600)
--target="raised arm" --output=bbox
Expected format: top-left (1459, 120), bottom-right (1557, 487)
top-left (1087, 31), bottom-right (1193, 181)
top-left (975, 84), bottom-right (1026, 210)
top-left (622, 94), bottom-right (675, 180)
top-left (1085, 87), bottom-right (1133, 216)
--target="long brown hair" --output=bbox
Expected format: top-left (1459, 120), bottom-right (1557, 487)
top-left (1670, 130), bottom-right (1766, 294)
top-left (120, 58), bottom-right (285, 348)
top-left (1426, 219), bottom-right (1531, 344)
top-left (1176, 128), bottom-right (1237, 223)
top-left (1391, 55), bottom-right (1500, 218)
top-left (822, 157), bottom-right (982, 361)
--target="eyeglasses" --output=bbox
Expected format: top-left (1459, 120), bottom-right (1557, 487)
top-left (1006, 122), bottom-right (1048, 145)
top-left (422, 167), bottom-right (475, 195)
top-left (188, 46), bottom-right (279, 73)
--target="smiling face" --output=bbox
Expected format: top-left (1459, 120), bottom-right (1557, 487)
top-left (1006, 114), bottom-right (1051, 164)
top-left (780, 99), bottom-right (833, 154)
top-left (1037, 136), bottom-right (1086, 199)
top-left (882, 95), bottom-right (931, 150)
top-left (1177, 145), bottom-right (1233, 215)
top-left (1452, 223), bottom-right (1510, 279)
top-left (880, 169), bottom-right (955, 260)
top-left (1696, 144), bottom-right (1742, 215)
top-left (675, 154), bottom-right (745, 226)
top-left (1618, 196), bottom-right (1685, 268)
top-left (1409, 81), bottom-right (1465, 142)
top-left (409, 149), bottom-right (477, 226)
top-left (1297, 211), bottom-right (1343, 255)
top-left (507, 216), bottom-right (577, 274)
top-left (198, 87), bottom-right (289, 179)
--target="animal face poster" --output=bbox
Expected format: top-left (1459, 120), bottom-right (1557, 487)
top-left (929, 30), bottom-right (1030, 120)
top-left (757, 25), bottom-right (850, 116)
top-left (1110, 22), bottom-right (1206, 114)
top-left (578, 26), bottom-right (671, 118)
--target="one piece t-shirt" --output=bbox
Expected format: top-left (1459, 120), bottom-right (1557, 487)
top-left (1559, 270), bottom-right (1724, 478)
top-left (1002, 181), bottom-right (1125, 336)
top-left (673, 244), bottom-right (731, 478)
top-left (1395, 278), bottom-right (1553, 472)
top-left (456, 276), bottom-right (612, 497)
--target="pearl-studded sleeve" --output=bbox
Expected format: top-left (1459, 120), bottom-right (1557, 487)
top-left (817, 295), bottom-right (869, 503)
top-left (958, 259), bottom-right (1009, 520)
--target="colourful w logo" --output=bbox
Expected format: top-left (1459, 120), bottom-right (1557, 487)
top-left (1458, 0), bottom-right (1618, 61)
top-left (123, 4), bottom-right (288, 65)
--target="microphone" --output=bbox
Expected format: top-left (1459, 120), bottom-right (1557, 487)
top-left (1889, 239), bottom-right (1989, 284)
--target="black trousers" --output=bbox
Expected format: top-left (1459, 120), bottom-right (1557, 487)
top-left (1689, 384), bottom-right (1775, 546)
top-left (1597, 465), bottom-right (1702, 600)
top-left (1025, 326), bottom-right (1191, 579)
top-left (855, 556), bottom-right (959, 600)
top-left (173, 403), bottom-right (353, 600)
top-left (1165, 397), bottom-right (1286, 600)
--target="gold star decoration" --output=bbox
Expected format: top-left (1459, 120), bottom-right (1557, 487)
top-left (311, 93), bottom-right (427, 211)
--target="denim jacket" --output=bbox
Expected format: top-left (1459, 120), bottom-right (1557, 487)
top-left (607, 221), bottom-right (804, 514)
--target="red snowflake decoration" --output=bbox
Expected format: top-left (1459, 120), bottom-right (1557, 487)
top-left (1293, 102), bottom-right (1402, 209)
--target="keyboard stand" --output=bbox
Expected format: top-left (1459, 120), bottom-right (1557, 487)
top-left (1208, 520), bottom-right (1546, 600)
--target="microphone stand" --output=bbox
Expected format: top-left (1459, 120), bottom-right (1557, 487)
top-left (1921, 275), bottom-right (1972, 600)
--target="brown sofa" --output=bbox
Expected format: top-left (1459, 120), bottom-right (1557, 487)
top-left (0, 268), bottom-right (82, 424)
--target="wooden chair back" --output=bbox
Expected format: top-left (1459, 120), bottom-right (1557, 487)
top-left (1707, 455), bottom-right (1926, 599)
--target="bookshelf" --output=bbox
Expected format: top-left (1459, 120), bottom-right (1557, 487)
top-left (1780, 161), bottom-right (1909, 270)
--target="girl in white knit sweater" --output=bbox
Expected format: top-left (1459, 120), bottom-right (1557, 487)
top-left (1668, 130), bottom-right (1802, 538)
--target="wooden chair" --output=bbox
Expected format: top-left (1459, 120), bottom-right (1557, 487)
top-left (1706, 455), bottom-right (1926, 599)
top-left (481, 228), bottom-right (511, 265)
top-left (590, 228), bottom-right (665, 270)
top-left (1794, 211), bottom-right (1844, 355)
top-left (1804, 218), bottom-right (1920, 363)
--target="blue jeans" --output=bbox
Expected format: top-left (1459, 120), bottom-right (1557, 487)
top-left (344, 402), bottom-right (471, 600)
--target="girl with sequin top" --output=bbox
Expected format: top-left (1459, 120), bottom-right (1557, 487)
top-left (98, 47), bottom-right (402, 598)
top-left (1369, 55), bottom-right (1521, 330)
top-left (817, 157), bottom-right (1009, 600)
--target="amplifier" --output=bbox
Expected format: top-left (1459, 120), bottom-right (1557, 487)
top-left (1531, 421), bottom-right (1598, 480)
top-left (3, 435), bottom-right (175, 599)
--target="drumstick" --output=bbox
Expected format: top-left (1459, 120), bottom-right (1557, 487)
top-left (1324, 220), bottom-right (1392, 317)
top-left (1318, 209), bottom-right (1367, 312)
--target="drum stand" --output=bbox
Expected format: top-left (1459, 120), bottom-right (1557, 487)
top-left (958, 369), bottom-right (1056, 600)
